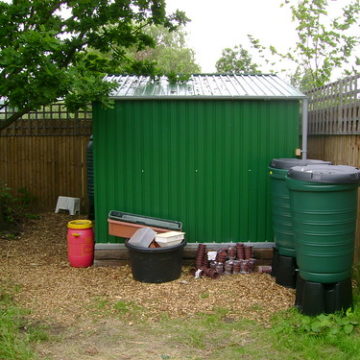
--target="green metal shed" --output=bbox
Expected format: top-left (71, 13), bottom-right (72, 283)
top-left (92, 74), bottom-right (306, 245)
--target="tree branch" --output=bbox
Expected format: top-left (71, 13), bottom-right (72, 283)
top-left (60, 32), bottom-right (87, 67)
top-left (0, 108), bottom-right (30, 132)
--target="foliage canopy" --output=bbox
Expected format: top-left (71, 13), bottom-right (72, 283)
top-left (250, 0), bottom-right (360, 90)
top-left (0, 0), bottom-right (188, 130)
top-left (215, 0), bottom-right (360, 91)
top-left (123, 25), bottom-right (201, 82)
top-left (215, 45), bottom-right (260, 74)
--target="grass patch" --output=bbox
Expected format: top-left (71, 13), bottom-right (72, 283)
top-left (4, 279), bottom-right (360, 359)
top-left (149, 308), bottom-right (283, 359)
top-left (89, 297), bottom-right (146, 319)
top-left (88, 296), bottom-right (113, 316)
top-left (0, 286), bottom-right (48, 360)
top-left (111, 298), bottom-right (360, 360)
top-left (268, 295), bottom-right (360, 360)
top-left (113, 300), bottom-right (144, 316)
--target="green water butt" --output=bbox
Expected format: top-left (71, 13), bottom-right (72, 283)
top-left (269, 158), bottom-right (331, 257)
top-left (286, 164), bottom-right (360, 283)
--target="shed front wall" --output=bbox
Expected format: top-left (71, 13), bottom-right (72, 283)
top-left (93, 99), bottom-right (299, 244)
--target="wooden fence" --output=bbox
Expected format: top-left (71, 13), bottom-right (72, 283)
top-left (0, 103), bottom-right (92, 211)
top-left (307, 75), bottom-right (360, 262)
top-left (307, 74), bottom-right (360, 135)
top-left (307, 135), bottom-right (360, 263)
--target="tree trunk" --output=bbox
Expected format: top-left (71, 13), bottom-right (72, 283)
top-left (0, 109), bottom-right (30, 132)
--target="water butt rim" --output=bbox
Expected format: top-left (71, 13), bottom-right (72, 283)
top-left (287, 164), bottom-right (360, 184)
top-left (125, 239), bottom-right (187, 253)
top-left (269, 158), bottom-right (331, 170)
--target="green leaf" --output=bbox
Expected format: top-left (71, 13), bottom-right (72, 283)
top-left (343, 324), bottom-right (354, 334)
top-left (329, 327), bottom-right (340, 336)
top-left (311, 321), bottom-right (323, 333)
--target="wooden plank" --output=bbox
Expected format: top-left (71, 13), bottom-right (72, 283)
top-left (0, 135), bottom-right (90, 211)
top-left (94, 244), bottom-right (274, 264)
top-left (308, 135), bottom-right (360, 263)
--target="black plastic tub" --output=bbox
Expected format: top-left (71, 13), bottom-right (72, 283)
top-left (125, 240), bottom-right (186, 283)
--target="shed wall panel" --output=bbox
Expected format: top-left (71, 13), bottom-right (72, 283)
top-left (93, 100), bottom-right (299, 243)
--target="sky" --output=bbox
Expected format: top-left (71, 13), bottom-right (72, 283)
top-left (165, 0), bottom-right (297, 73)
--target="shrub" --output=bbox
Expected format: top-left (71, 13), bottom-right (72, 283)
top-left (0, 181), bottom-right (36, 227)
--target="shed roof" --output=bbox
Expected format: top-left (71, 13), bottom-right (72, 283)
top-left (105, 74), bottom-right (306, 100)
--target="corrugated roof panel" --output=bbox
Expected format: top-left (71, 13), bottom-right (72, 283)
top-left (105, 74), bottom-right (306, 99)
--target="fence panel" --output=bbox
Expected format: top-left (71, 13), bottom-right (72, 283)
top-left (308, 135), bottom-right (360, 263)
top-left (0, 103), bottom-right (92, 137)
top-left (0, 103), bottom-right (92, 211)
top-left (0, 135), bottom-right (90, 211)
top-left (307, 75), bottom-right (360, 135)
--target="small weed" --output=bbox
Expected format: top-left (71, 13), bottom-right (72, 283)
top-left (352, 264), bottom-right (360, 295)
top-left (180, 328), bottom-right (206, 349)
top-left (295, 310), bottom-right (358, 336)
top-left (22, 322), bottom-right (50, 343)
top-left (113, 300), bottom-right (144, 316)
top-left (94, 297), bottom-right (110, 310)
top-left (248, 303), bottom-right (264, 312)
top-left (199, 292), bottom-right (209, 299)
top-left (272, 307), bottom-right (358, 338)
top-left (0, 182), bottom-right (37, 233)
top-left (24, 214), bottom-right (41, 220)
top-left (114, 300), bottom-right (131, 314)
top-left (88, 296), bottom-right (112, 316)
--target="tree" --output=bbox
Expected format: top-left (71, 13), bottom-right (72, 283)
top-left (249, 0), bottom-right (360, 90)
top-left (126, 25), bottom-right (201, 81)
top-left (0, 0), bottom-right (188, 130)
top-left (215, 45), bottom-right (260, 74)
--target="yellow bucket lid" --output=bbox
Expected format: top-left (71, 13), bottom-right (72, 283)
top-left (67, 220), bottom-right (93, 229)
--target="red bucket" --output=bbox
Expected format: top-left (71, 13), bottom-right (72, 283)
top-left (67, 220), bottom-right (94, 267)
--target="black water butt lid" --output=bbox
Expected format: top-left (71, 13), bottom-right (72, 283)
top-left (270, 158), bottom-right (332, 170)
top-left (287, 164), bottom-right (360, 184)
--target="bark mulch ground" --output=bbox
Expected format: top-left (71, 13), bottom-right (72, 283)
top-left (0, 213), bottom-right (295, 325)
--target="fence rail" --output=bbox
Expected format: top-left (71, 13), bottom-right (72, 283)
top-left (0, 103), bottom-right (92, 137)
top-left (307, 74), bottom-right (360, 135)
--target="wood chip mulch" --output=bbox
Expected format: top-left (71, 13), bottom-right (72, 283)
top-left (0, 213), bottom-right (295, 325)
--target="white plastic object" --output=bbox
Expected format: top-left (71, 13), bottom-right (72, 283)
top-left (154, 231), bottom-right (185, 247)
top-left (128, 227), bottom-right (157, 247)
top-left (207, 251), bottom-right (217, 261)
top-left (55, 196), bottom-right (80, 215)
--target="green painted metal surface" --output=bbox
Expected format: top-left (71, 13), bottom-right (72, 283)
top-left (93, 99), bottom-right (300, 244)
top-left (269, 167), bottom-right (295, 257)
top-left (286, 177), bottom-right (358, 283)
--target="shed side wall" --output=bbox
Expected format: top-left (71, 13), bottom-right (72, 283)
top-left (93, 99), bottom-right (299, 243)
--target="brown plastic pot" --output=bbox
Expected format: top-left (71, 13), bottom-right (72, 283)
top-left (108, 219), bottom-right (170, 238)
